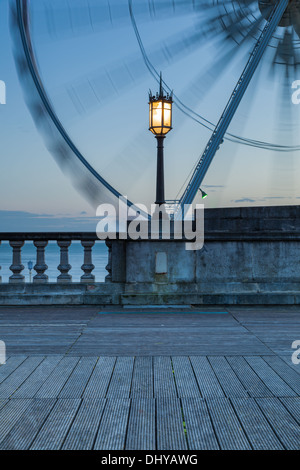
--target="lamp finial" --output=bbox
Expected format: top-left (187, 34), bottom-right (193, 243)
top-left (159, 72), bottom-right (163, 98)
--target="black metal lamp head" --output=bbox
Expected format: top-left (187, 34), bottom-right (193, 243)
top-left (149, 73), bottom-right (173, 136)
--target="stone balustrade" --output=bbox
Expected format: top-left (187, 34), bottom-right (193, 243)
top-left (0, 233), bottom-right (108, 284)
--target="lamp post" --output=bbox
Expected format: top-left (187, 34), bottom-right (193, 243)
top-left (149, 74), bottom-right (173, 205)
top-left (27, 260), bottom-right (33, 283)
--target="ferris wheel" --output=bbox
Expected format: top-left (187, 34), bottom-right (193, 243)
top-left (10, 0), bottom-right (300, 215)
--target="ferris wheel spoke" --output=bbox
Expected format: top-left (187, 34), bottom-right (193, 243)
top-left (291, 5), bottom-right (300, 39)
top-left (274, 60), bottom-right (297, 147)
top-left (36, 0), bottom-right (201, 41)
top-left (269, 85), bottom-right (297, 197)
top-left (53, 23), bottom-right (214, 118)
top-left (130, 2), bottom-right (300, 153)
top-left (271, 29), bottom-right (300, 69)
top-left (211, 3), bottom-right (267, 44)
top-left (270, 28), bottom-right (300, 133)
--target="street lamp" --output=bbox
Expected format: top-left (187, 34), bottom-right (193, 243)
top-left (27, 260), bottom-right (33, 283)
top-left (149, 73), bottom-right (173, 205)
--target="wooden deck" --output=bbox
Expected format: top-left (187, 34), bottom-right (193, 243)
top-left (0, 306), bottom-right (299, 450)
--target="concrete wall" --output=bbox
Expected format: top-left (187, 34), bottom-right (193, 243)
top-left (118, 205), bottom-right (300, 304)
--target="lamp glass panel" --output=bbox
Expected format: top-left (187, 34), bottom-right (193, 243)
top-left (152, 101), bottom-right (163, 128)
top-left (163, 106), bottom-right (171, 128)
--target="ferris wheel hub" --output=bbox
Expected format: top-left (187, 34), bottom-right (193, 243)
top-left (259, 0), bottom-right (300, 27)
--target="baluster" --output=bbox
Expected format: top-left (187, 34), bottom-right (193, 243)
top-left (57, 240), bottom-right (72, 283)
top-left (81, 241), bottom-right (95, 283)
top-left (9, 241), bottom-right (25, 283)
top-left (105, 240), bottom-right (112, 282)
top-left (33, 241), bottom-right (48, 283)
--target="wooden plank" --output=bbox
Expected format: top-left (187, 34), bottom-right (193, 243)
top-left (231, 398), bottom-right (284, 450)
top-left (83, 357), bottom-right (116, 399)
top-left (130, 357), bottom-right (153, 398)
top-left (30, 399), bottom-right (81, 450)
top-left (12, 356), bottom-right (63, 398)
top-left (69, 321), bottom-right (269, 355)
top-left (156, 398), bottom-right (188, 450)
top-left (208, 357), bottom-right (248, 397)
top-left (93, 399), bottom-right (130, 450)
top-left (181, 398), bottom-right (219, 450)
top-left (256, 398), bottom-right (300, 450)
top-left (0, 356), bottom-right (44, 399)
top-left (106, 357), bottom-right (134, 399)
top-left (154, 357), bottom-right (177, 397)
top-left (62, 399), bottom-right (106, 450)
top-left (0, 399), bottom-right (56, 450)
top-left (125, 399), bottom-right (155, 450)
top-left (190, 357), bottom-right (224, 397)
top-left (0, 356), bottom-right (27, 384)
top-left (279, 355), bottom-right (300, 375)
top-left (262, 356), bottom-right (300, 395)
top-left (0, 400), bottom-right (7, 412)
top-left (35, 357), bottom-right (80, 398)
top-left (245, 357), bottom-right (297, 397)
top-left (206, 398), bottom-right (251, 450)
top-left (171, 357), bottom-right (201, 398)
top-left (235, 320), bottom-right (300, 356)
top-left (227, 356), bottom-right (274, 397)
top-left (59, 357), bottom-right (97, 398)
top-left (280, 398), bottom-right (300, 425)
top-left (0, 399), bottom-right (33, 444)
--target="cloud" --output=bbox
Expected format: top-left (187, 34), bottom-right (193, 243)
top-left (231, 196), bottom-right (293, 204)
top-left (0, 210), bottom-right (99, 232)
top-left (202, 185), bottom-right (225, 188)
top-left (232, 198), bottom-right (256, 203)
top-left (263, 196), bottom-right (289, 200)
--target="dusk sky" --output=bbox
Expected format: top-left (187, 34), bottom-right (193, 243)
top-left (1, 0), bottom-right (300, 231)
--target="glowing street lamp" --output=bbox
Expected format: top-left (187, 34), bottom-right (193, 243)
top-left (149, 73), bottom-right (173, 205)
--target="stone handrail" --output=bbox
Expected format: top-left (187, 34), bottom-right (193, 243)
top-left (0, 233), bottom-right (110, 284)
